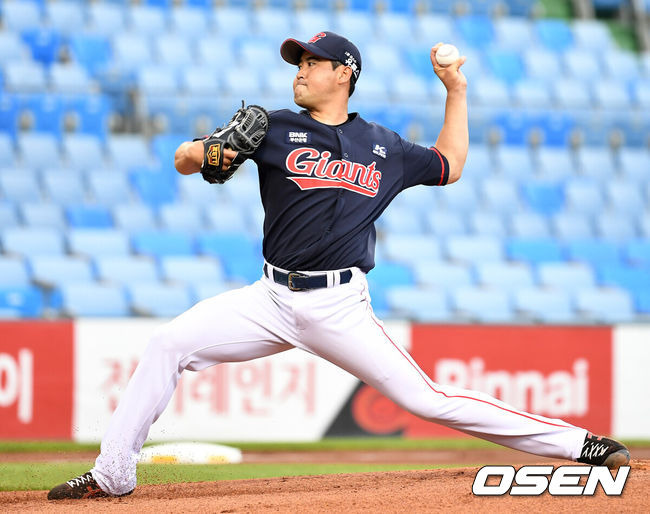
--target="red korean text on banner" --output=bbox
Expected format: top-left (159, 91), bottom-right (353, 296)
top-left (0, 321), bottom-right (74, 439)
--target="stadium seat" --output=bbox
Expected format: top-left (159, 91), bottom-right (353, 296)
top-left (58, 283), bottom-right (129, 317)
top-left (462, 145), bottom-right (493, 176)
top-left (30, 256), bottom-right (94, 289)
top-left (133, 231), bottom-right (195, 258)
top-left (3, 61), bottom-right (47, 93)
top-left (575, 287), bottom-right (634, 322)
top-left (618, 148), bottom-right (650, 182)
top-left (605, 182), bottom-right (645, 215)
top-left (62, 134), bottom-right (105, 171)
top-left (160, 256), bottom-right (225, 286)
top-left (382, 234), bottom-right (442, 265)
top-left (212, 7), bottom-right (250, 37)
top-left (386, 286), bottom-right (450, 322)
top-left (1, 1), bottom-right (41, 31)
top-left (68, 34), bottom-right (112, 76)
top-left (0, 32), bottom-right (31, 65)
top-left (537, 262), bottom-right (596, 291)
top-left (158, 203), bottom-right (203, 232)
top-left (520, 181), bottom-right (565, 216)
top-left (523, 49), bottom-right (563, 83)
top-left (487, 50), bottom-right (525, 83)
top-left (452, 287), bottom-right (514, 322)
top-left (0, 171), bottom-right (42, 202)
top-left (510, 213), bottom-right (550, 238)
top-left (108, 136), bottom-right (153, 171)
top-left (567, 240), bottom-right (621, 266)
top-left (18, 133), bottom-right (62, 169)
top-left (572, 19), bottom-right (613, 50)
top-left (65, 205), bottom-right (114, 229)
top-left (575, 147), bottom-right (616, 181)
top-left (2, 228), bottom-right (64, 257)
top-left (45, 1), bottom-right (85, 34)
top-left (593, 80), bottom-right (631, 109)
top-left (112, 34), bottom-right (154, 73)
top-left (0, 256), bottom-right (30, 287)
top-left (88, 3), bottom-right (126, 35)
top-left (441, 179), bottom-right (479, 210)
top-left (155, 35), bottom-right (193, 70)
top-left (252, 8), bottom-right (292, 38)
top-left (68, 229), bottom-right (130, 258)
top-left (481, 179), bottom-right (523, 213)
top-left (0, 286), bottom-right (44, 318)
top-left (42, 174), bottom-right (86, 204)
top-left (19, 203), bottom-right (65, 229)
top-left (170, 6), bottom-right (208, 37)
top-left (412, 261), bottom-right (474, 290)
top-left (128, 283), bottom-right (193, 317)
top-left (564, 180), bottom-right (603, 215)
top-left (456, 15), bottom-right (494, 48)
top-left (128, 5), bottom-right (168, 36)
top-left (138, 66), bottom-right (179, 96)
top-left (64, 95), bottom-right (111, 140)
top-left (425, 211), bottom-right (467, 237)
top-left (514, 288), bottom-right (574, 323)
top-left (446, 235), bottom-right (504, 263)
top-left (471, 78), bottom-right (510, 106)
top-left (0, 203), bottom-right (18, 228)
top-left (468, 211), bottom-right (507, 238)
top-left (513, 80), bottom-right (553, 108)
top-left (95, 256), bottom-right (159, 285)
top-left (113, 204), bottom-right (158, 233)
top-left (87, 173), bottom-right (133, 205)
top-left (333, 11), bottom-right (375, 42)
top-left (378, 206), bottom-right (426, 235)
top-left (494, 146), bottom-right (534, 178)
top-left (553, 79), bottom-right (592, 108)
top-left (564, 49), bottom-right (601, 81)
top-left (535, 19), bottom-right (574, 52)
top-left (376, 12), bottom-right (413, 43)
top-left (506, 238), bottom-right (564, 264)
top-left (494, 17), bottom-right (534, 48)
top-left (475, 261), bottom-right (535, 291)
top-left (603, 50), bottom-right (640, 81)
top-left (597, 265), bottom-right (650, 294)
top-left (624, 240), bottom-right (650, 266)
top-left (551, 213), bottom-right (594, 240)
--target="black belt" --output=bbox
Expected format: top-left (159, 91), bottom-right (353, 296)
top-left (264, 264), bottom-right (353, 292)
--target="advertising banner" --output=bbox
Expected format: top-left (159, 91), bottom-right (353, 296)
top-left (330, 325), bottom-right (613, 438)
top-left (0, 321), bottom-right (74, 438)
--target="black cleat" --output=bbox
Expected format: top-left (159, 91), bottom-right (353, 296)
top-left (577, 433), bottom-right (631, 469)
top-left (47, 471), bottom-right (133, 500)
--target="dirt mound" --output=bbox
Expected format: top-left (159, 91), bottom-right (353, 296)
top-left (2, 460), bottom-right (648, 513)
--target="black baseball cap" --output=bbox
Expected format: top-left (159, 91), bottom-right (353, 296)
top-left (280, 31), bottom-right (362, 83)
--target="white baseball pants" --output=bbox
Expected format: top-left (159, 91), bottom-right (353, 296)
top-left (92, 265), bottom-right (587, 495)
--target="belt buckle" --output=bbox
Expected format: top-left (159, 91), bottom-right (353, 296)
top-left (287, 272), bottom-right (308, 291)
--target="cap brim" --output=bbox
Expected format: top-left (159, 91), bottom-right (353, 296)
top-left (280, 39), bottom-right (338, 65)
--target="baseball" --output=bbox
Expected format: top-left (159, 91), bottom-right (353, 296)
top-left (436, 44), bottom-right (460, 67)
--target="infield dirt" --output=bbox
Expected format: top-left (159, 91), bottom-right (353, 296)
top-left (1, 449), bottom-right (648, 512)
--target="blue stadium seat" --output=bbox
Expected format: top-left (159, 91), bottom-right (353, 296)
top-left (624, 240), bottom-right (650, 266)
top-left (30, 256), bottom-right (94, 288)
top-left (597, 265), bottom-right (650, 295)
top-left (392, 74), bottom-right (431, 103)
top-left (133, 231), bottom-right (195, 257)
top-left (567, 240), bottom-right (621, 266)
top-left (564, 180), bottom-right (604, 215)
top-left (386, 286), bottom-right (450, 321)
top-left (0, 286), bottom-right (44, 318)
top-left (108, 136), bottom-right (153, 170)
top-left (158, 204), bottom-right (203, 232)
top-left (471, 78), bottom-right (510, 106)
top-left (64, 95), bottom-right (111, 140)
top-left (446, 235), bottom-right (504, 263)
top-left (424, 211), bottom-right (467, 237)
top-left (510, 213), bottom-right (550, 238)
top-left (58, 283), bottom-right (129, 317)
top-left (572, 19), bottom-right (613, 50)
top-left (3, 61), bottom-right (47, 92)
top-left (42, 173), bottom-right (85, 204)
top-left (128, 5), bottom-right (168, 36)
top-left (481, 179), bottom-right (523, 213)
top-left (551, 213), bottom-right (594, 240)
top-left (155, 35), bottom-right (193, 70)
top-left (222, 67), bottom-right (264, 96)
top-left (593, 80), bottom-right (631, 109)
top-left (19, 202), bottom-right (66, 229)
top-left (62, 134), bottom-right (105, 171)
top-left (128, 283), bottom-right (193, 317)
top-left (130, 171), bottom-right (177, 207)
top-left (95, 256), bottom-right (159, 285)
top-left (252, 8), bottom-right (292, 38)
top-left (0, 170), bottom-right (42, 202)
top-left (212, 8), bottom-right (250, 37)
top-left (513, 80), bottom-right (553, 108)
top-left (376, 12), bottom-right (413, 43)
top-left (112, 34), bottom-right (154, 72)
top-left (367, 261), bottom-right (414, 312)
top-left (0, 203), bottom-right (18, 228)
top-left (2, 227), bottom-right (65, 257)
top-left (514, 288), bottom-right (574, 323)
top-left (68, 229), bottom-right (130, 258)
top-left (618, 148), bottom-right (650, 182)
top-left (0, 256), bottom-right (30, 287)
top-left (535, 19), bottom-right (574, 52)
top-left (520, 181), bottom-right (565, 216)
top-left (462, 145), bottom-right (493, 176)
top-left (475, 261), bottom-right (535, 291)
top-left (494, 146), bottom-right (534, 178)
top-left (294, 10), bottom-right (334, 40)
top-left (456, 15), bottom-right (494, 48)
top-left (88, 173), bottom-right (133, 205)
top-left (50, 64), bottom-right (93, 94)
top-left (365, 44), bottom-right (402, 76)
top-left (382, 234), bottom-right (441, 264)
top-left (605, 182), bottom-right (644, 215)
top-left (0, 32), bottom-right (31, 65)
top-left (523, 49), bottom-right (563, 83)
top-left (66, 205), bottom-right (114, 229)
top-left (412, 261), bottom-right (474, 290)
top-left (537, 262), bottom-right (596, 291)
top-left (576, 147), bottom-right (616, 181)
top-left (204, 205), bottom-right (250, 233)
top-left (21, 27), bottom-right (63, 67)
top-left (494, 17), bottom-right (534, 48)
top-left (575, 287), bottom-right (634, 322)
top-left (468, 211), bottom-right (507, 238)
top-left (88, 3), bottom-right (126, 35)
top-left (441, 179), bottom-right (479, 210)
top-left (506, 238), bottom-right (564, 264)
top-left (553, 79), bottom-right (592, 108)
top-left (413, 14), bottom-right (455, 46)
top-left (333, 11), bottom-right (375, 42)
top-left (45, 1), bottom-right (85, 34)
top-left (564, 49), bottom-right (601, 81)
top-left (452, 287), bottom-right (513, 322)
top-left (1, 1), bottom-right (41, 31)
top-left (170, 6), bottom-right (208, 37)
top-left (603, 50), bottom-right (640, 81)
top-left (490, 111), bottom-right (533, 145)
top-left (192, 282), bottom-right (232, 302)
top-left (113, 204), bottom-right (158, 233)
top-left (160, 256), bottom-right (225, 286)
top-left (378, 206), bottom-right (426, 235)
top-left (138, 66), bottom-right (179, 96)
top-left (18, 132), bottom-right (62, 169)
top-left (487, 50), bottom-right (525, 83)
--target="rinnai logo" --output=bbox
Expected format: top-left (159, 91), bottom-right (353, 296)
top-left (472, 465), bottom-right (630, 496)
top-left (0, 350), bottom-right (33, 424)
top-left (435, 357), bottom-right (588, 417)
top-left (285, 147), bottom-right (382, 197)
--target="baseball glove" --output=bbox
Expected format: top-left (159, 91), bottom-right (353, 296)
top-left (199, 102), bottom-right (270, 184)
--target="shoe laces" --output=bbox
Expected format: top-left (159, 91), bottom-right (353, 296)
top-left (66, 472), bottom-right (95, 488)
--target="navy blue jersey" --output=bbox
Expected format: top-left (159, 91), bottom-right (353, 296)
top-left (250, 109), bottom-right (449, 273)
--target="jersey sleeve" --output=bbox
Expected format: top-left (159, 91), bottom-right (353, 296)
top-left (400, 139), bottom-right (449, 189)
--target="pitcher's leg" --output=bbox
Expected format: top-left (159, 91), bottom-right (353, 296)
top-left (299, 282), bottom-right (586, 461)
top-left (93, 282), bottom-right (294, 495)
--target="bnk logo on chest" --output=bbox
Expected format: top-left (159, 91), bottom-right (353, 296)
top-left (286, 131), bottom-right (311, 144)
top-left (285, 147), bottom-right (382, 197)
